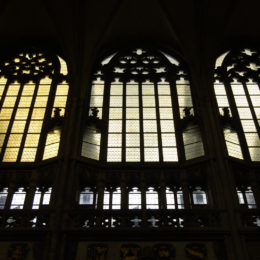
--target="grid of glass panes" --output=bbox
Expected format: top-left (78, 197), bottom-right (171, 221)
top-left (43, 80), bottom-right (69, 160)
top-left (0, 188), bottom-right (8, 209)
top-left (231, 80), bottom-right (260, 161)
top-left (177, 78), bottom-right (204, 160)
top-left (107, 80), bottom-right (123, 161)
top-left (237, 187), bottom-right (257, 208)
top-left (10, 188), bottom-right (26, 209)
top-left (103, 188), bottom-right (121, 209)
top-left (0, 80), bottom-right (49, 162)
top-left (166, 187), bottom-right (184, 209)
top-left (125, 81), bottom-right (140, 162)
top-left (192, 187), bottom-right (207, 205)
top-left (0, 56), bottom-right (69, 162)
top-left (157, 81), bottom-right (178, 161)
top-left (146, 187), bottom-right (159, 209)
top-left (32, 187), bottom-right (52, 209)
top-left (214, 80), bottom-right (243, 159)
top-left (81, 79), bottom-right (104, 160)
top-left (129, 187), bottom-right (141, 209)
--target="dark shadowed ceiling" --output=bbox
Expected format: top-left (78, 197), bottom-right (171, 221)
top-left (0, 0), bottom-right (259, 90)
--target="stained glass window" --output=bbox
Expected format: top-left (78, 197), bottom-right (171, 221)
top-left (0, 50), bottom-right (69, 162)
top-left (82, 47), bottom-right (204, 162)
top-left (214, 48), bottom-right (260, 161)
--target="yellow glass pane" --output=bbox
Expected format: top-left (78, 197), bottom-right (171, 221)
top-left (0, 134), bottom-right (5, 146)
top-left (126, 120), bottom-right (139, 132)
top-left (6, 85), bottom-right (20, 96)
top-left (143, 108), bottom-right (156, 119)
top-left (28, 121), bottom-right (43, 133)
top-left (142, 96), bottom-right (155, 107)
top-left (34, 96), bottom-right (48, 107)
top-left (11, 121), bottom-right (26, 133)
top-left (18, 96), bottom-right (32, 107)
top-left (163, 147), bottom-right (178, 161)
top-left (37, 85), bottom-right (50, 96)
top-left (24, 134), bottom-right (40, 147)
top-left (107, 148), bottom-right (121, 162)
top-left (159, 108), bottom-right (173, 119)
top-left (0, 85), bottom-right (5, 97)
top-left (53, 96), bottom-right (67, 108)
top-left (161, 133), bottom-right (176, 146)
top-left (31, 108), bottom-right (46, 119)
top-left (7, 134), bottom-right (23, 146)
top-left (176, 84), bottom-right (191, 95)
top-left (0, 108), bottom-right (13, 119)
top-left (22, 84), bottom-right (35, 95)
top-left (56, 84), bottom-right (69, 95)
top-left (215, 96), bottom-right (229, 107)
top-left (143, 120), bottom-right (157, 132)
top-left (91, 84), bottom-right (104, 95)
top-left (234, 96), bottom-right (249, 107)
top-left (3, 148), bottom-right (19, 162)
top-left (126, 83), bottom-right (138, 95)
top-left (237, 108), bottom-right (253, 119)
top-left (245, 133), bottom-right (260, 146)
top-left (126, 134), bottom-right (140, 147)
top-left (40, 77), bottom-right (52, 84)
top-left (110, 84), bottom-right (123, 95)
top-left (108, 134), bottom-right (122, 147)
top-left (15, 109), bottom-right (29, 119)
top-left (126, 96), bottom-right (139, 107)
top-left (142, 84), bottom-right (154, 95)
top-left (241, 120), bottom-right (257, 132)
top-left (3, 97), bottom-right (17, 107)
top-left (126, 108), bottom-right (139, 119)
top-left (160, 120), bottom-right (175, 132)
top-left (0, 121), bottom-right (10, 132)
top-left (108, 120), bottom-right (122, 132)
top-left (231, 84), bottom-right (245, 95)
top-left (109, 108), bottom-right (122, 119)
top-left (214, 83), bottom-right (226, 95)
top-left (90, 96), bottom-right (103, 107)
top-left (249, 147), bottom-right (260, 161)
top-left (0, 77), bottom-right (7, 85)
top-left (247, 83), bottom-right (260, 95)
top-left (109, 96), bottom-right (122, 107)
top-left (126, 148), bottom-right (140, 162)
top-left (157, 83), bottom-right (171, 95)
top-left (178, 96), bottom-right (192, 107)
top-left (158, 96), bottom-right (172, 107)
top-left (45, 132), bottom-right (60, 145)
top-left (251, 96), bottom-right (260, 107)
top-left (144, 148), bottom-right (159, 162)
top-left (43, 143), bottom-right (59, 160)
top-left (144, 134), bottom-right (158, 147)
top-left (21, 148), bottom-right (37, 162)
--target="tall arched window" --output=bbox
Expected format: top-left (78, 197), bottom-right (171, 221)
top-left (0, 48), bottom-right (69, 162)
top-left (214, 48), bottom-right (260, 161)
top-left (82, 47), bottom-right (204, 162)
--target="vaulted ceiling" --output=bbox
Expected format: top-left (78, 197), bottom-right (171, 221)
top-left (0, 0), bottom-right (259, 86)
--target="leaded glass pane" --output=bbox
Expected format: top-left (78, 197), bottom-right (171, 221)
top-left (126, 134), bottom-right (140, 147)
top-left (144, 134), bottom-right (158, 147)
top-left (126, 120), bottom-right (139, 132)
top-left (107, 148), bottom-right (121, 162)
top-left (143, 120), bottom-right (157, 132)
top-left (108, 134), bottom-right (122, 147)
top-left (126, 148), bottom-right (140, 162)
top-left (163, 147), bottom-right (178, 161)
top-left (144, 148), bottom-right (159, 161)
